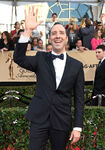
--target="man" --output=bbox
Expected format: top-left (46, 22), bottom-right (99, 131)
top-left (75, 39), bottom-right (89, 52)
top-left (92, 45), bottom-right (105, 106)
top-left (46, 13), bottom-right (58, 40)
top-left (80, 18), bottom-right (94, 50)
top-left (13, 7), bottom-right (84, 150)
top-left (11, 21), bottom-right (20, 43)
top-left (36, 39), bottom-right (44, 51)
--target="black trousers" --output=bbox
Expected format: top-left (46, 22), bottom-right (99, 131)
top-left (29, 122), bottom-right (70, 150)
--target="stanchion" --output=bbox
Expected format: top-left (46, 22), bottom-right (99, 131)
top-left (0, 90), bottom-right (31, 106)
top-left (93, 94), bottom-right (105, 106)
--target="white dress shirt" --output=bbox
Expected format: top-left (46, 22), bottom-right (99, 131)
top-left (51, 51), bottom-right (66, 89)
top-left (19, 35), bottom-right (82, 132)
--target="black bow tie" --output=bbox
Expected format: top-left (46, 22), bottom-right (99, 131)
top-left (51, 53), bottom-right (64, 60)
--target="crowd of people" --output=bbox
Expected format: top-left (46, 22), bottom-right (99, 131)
top-left (0, 14), bottom-right (105, 53)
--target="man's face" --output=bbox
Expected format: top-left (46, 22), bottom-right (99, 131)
top-left (38, 40), bottom-right (43, 49)
top-left (49, 24), bottom-right (68, 54)
top-left (46, 45), bottom-right (52, 52)
top-left (16, 22), bottom-right (20, 29)
top-left (96, 48), bottom-right (105, 60)
top-left (52, 15), bottom-right (57, 22)
top-left (86, 19), bottom-right (91, 26)
top-left (33, 39), bottom-right (38, 46)
top-left (76, 40), bottom-right (82, 48)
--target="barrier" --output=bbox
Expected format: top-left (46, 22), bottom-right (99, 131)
top-left (0, 90), bottom-right (31, 107)
top-left (0, 50), bottom-right (98, 83)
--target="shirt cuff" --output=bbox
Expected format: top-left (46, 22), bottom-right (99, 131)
top-left (18, 34), bottom-right (30, 43)
top-left (73, 127), bottom-right (82, 132)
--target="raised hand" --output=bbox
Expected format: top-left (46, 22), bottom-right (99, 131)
top-left (24, 6), bottom-right (43, 37)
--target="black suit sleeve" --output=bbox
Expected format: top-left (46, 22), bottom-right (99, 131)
top-left (13, 43), bottom-right (39, 72)
top-left (73, 63), bottom-right (84, 128)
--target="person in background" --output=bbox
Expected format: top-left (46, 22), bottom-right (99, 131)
top-left (11, 21), bottom-right (20, 43)
top-left (0, 31), bottom-right (14, 51)
top-left (14, 29), bottom-right (24, 46)
top-left (97, 21), bottom-right (105, 40)
top-left (92, 45), bottom-right (105, 106)
top-left (65, 17), bottom-right (79, 31)
top-left (27, 41), bottom-right (32, 51)
top-left (95, 21), bottom-right (104, 33)
top-left (75, 39), bottom-right (89, 52)
top-left (66, 22), bottom-right (80, 50)
top-left (46, 13), bottom-right (58, 40)
top-left (13, 6), bottom-right (84, 150)
top-left (91, 29), bottom-right (103, 50)
top-left (31, 37), bottom-right (38, 51)
top-left (80, 18), bottom-right (94, 50)
top-left (46, 43), bottom-right (52, 52)
top-left (36, 39), bottom-right (44, 51)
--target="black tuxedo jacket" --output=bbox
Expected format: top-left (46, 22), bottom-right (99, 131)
top-left (14, 43), bottom-right (84, 131)
top-left (93, 59), bottom-right (105, 95)
top-left (92, 59), bottom-right (105, 106)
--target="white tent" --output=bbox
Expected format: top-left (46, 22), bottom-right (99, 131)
top-left (0, 0), bottom-right (104, 48)
top-left (0, 0), bottom-right (104, 31)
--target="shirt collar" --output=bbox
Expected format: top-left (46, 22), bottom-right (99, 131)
top-left (101, 57), bottom-right (105, 63)
top-left (52, 50), bottom-right (66, 55)
top-left (51, 50), bottom-right (66, 60)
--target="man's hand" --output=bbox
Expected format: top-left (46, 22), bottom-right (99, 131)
top-left (69, 130), bottom-right (81, 144)
top-left (24, 6), bottom-right (43, 37)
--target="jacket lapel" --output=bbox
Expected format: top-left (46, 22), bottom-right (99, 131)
top-left (57, 54), bottom-right (71, 89)
top-left (45, 53), bottom-right (72, 89)
top-left (45, 52), bottom-right (56, 87)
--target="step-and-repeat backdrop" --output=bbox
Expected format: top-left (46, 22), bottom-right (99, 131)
top-left (0, 50), bottom-right (98, 83)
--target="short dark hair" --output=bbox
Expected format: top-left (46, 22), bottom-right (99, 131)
top-left (76, 38), bottom-right (82, 43)
top-left (49, 22), bottom-right (66, 36)
top-left (52, 13), bottom-right (57, 17)
top-left (53, 22), bottom-right (62, 26)
top-left (46, 43), bottom-right (52, 47)
top-left (96, 45), bottom-right (105, 51)
top-left (37, 39), bottom-right (43, 43)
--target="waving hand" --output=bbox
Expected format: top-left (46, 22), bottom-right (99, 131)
top-left (23, 6), bottom-right (43, 37)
